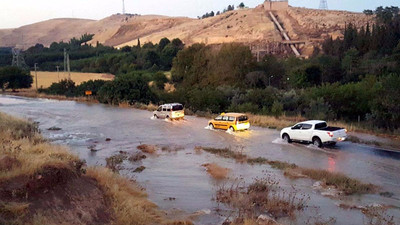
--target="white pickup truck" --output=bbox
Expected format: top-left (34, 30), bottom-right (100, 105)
top-left (280, 120), bottom-right (347, 147)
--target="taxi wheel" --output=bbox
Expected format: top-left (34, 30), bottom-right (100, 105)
top-left (229, 126), bottom-right (235, 132)
top-left (209, 123), bottom-right (214, 129)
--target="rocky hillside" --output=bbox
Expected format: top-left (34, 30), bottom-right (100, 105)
top-left (0, 4), bottom-right (374, 56)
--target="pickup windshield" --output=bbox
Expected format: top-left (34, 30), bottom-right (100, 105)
top-left (315, 122), bottom-right (328, 129)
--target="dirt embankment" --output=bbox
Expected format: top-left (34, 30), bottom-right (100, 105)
top-left (0, 112), bottom-right (191, 225)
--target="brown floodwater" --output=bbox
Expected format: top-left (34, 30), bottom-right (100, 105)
top-left (1, 95), bottom-right (399, 224)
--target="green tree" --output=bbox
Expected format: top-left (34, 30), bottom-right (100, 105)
top-left (0, 66), bottom-right (33, 91)
top-left (371, 73), bottom-right (400, 130)
top-left (158, 38), bottom-right (171, 51)
top-left (341, 48), bottom-right (360, 82)
top-left (270, 100), bottom-right (283, 117)
top-left (44, 79), bottom-right (76, 96)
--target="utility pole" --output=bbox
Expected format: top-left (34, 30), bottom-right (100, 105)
top-left (269, 75), bottom-right (274, 86)
top-left (63, 48), bottom-right (67, 76)
top-left (56, 66), bottom-right (60, 81)
top-left (34, 63), bottom-right (38, 91)
top-left (67, 54), bottom-right (71, 80)
top-left (122, 0), bottom-right (126, 14)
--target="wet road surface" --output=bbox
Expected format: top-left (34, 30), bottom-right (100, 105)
top-left (1, 95), bottom-right (399, 224)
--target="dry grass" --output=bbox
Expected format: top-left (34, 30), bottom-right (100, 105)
top-left (199, 146), bottom-right (376, 195)
top-left (200, 147), bottom-right (247, 162)
top-left (7, 89), bottom-right (99, 103)
top-left (128, 152), bottom-right (147, 162)
top-left (86, 167), bottom-right (161, 225)
top-left (0, 112), bottom-right (190, 225)
top-left (216, 178), bottom-right (307, 223)
top-left (30, 71), bottom-right (114, 89)
top-left (0, 113), bottom-right (79, 183)
top-left (300, 168), bottom-right (375, 195)
top-left (361, 206), bottom-right (395, 225)
top-left (202, 163), bottom-right (230, 180)
top-left (106, 153), bottom-right (128, 172)
top-left (137, 144), bottom-right (157, 154)
top-left (248, 114), bottom-right (304, 130)
top-left (0, 112), bottom-right (41, 140)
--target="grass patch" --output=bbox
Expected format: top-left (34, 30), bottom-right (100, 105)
top-left (199, 146), bottom-right (376, 195)
top-left (216, 177), bottom-right (307, 223)
top-left (86, 167), bottom-right (160, 225)
top-left (137, 144), bottom-right (157, 154)
top-left (201, 147), bottom-right (247, 162)
top-left (105, 153), bottom-right (128, 172)
top-left (128, 152), bottom-right (147, 162)
top-left (201, 163), bottom-right (230, 180)
top-left (300, 168), bottom-right (375, 195)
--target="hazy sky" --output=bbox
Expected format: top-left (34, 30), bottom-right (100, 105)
top-left (0, 0), bottom-right (399, 29)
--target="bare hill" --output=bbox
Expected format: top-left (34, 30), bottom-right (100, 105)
top-left (0, 4), bottom-right (374, 56)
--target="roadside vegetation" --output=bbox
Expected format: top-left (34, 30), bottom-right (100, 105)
top-left (0, 112), bottom-right (190, 225)
top-left (1, 6), bottom-right (399, 136)
top-left (216, 177), bottom-right (308, 224)
top-left (199, 146), bottom-right (375, 195)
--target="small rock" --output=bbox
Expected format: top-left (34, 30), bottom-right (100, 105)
top-left (164, 197), bottom-right (176, 201)
top-left (47, 126), bottom-right (62, 131)
top-left (313, 181), bottom-right (324, 189)
top-left (105, 138), bottom-right (111, 142)
top-left (257, 214), bottom-right (278, 224)
top-left (133, 166), bottom-right (146, 173)
top-left (88, 145), bottom-right (98, 152)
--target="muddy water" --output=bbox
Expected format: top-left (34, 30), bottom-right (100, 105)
top-left (1, 95), bottom-right (399, 224)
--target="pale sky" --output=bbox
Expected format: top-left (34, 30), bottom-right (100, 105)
top-left (0, 0), bottom-right (399, 29)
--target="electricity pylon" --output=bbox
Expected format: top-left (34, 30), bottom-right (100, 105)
top-left (319, 0), bottom-right (328, 10)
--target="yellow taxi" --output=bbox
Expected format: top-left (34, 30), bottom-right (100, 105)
top-left (208, 113), bottom-right (250, 132)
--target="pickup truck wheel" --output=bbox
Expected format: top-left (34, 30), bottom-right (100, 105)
top-left (312, 137), bottom-right (322, 148)
top-left (282, 134), bottom-right (291, 143)
top-left (154, 114), bottom-right (158, 119)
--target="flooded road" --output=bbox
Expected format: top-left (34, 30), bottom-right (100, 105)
top-left (1, 95), bottom-right (399, 224)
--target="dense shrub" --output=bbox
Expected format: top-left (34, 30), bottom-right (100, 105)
top-left (0, 66), bottom-right (33, 91)
top-left (97, 73), bottom-right (157, 105)
top-left (42, 79), bottom-right (75, 96)
top-left (75, 80), bottom-right (109, 96)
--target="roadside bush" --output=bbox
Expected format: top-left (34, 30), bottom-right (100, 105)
top-left (97, 73), bottom-right (157, 105)
top-left (43, 79), bottom-right (76, 96)
top-left (371, 73), bottom-right (400, 130)
top-left (152, 72), bottom-right (168, 89)
top-left (304, 97), bottom-right (335, 120)
top-left (229, 103), bottom-right (259, 114)
top-left (0, 66), bottom-right (32, 91)
top-left (270, 101), bottom-right (284, 118)
top-left (75, 80), bottom-right (108, 96)
top-left (186, 88), bottom-right (229, 113)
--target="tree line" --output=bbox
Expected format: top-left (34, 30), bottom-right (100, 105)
top-left (198, 3), bottom-right (245, 19)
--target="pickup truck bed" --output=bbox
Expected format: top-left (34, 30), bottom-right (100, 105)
top-left (316, 126), bottom-right (343, 132)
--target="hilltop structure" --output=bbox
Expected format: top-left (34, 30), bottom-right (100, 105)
top-left (263, 0), bottom-right (289, 11)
